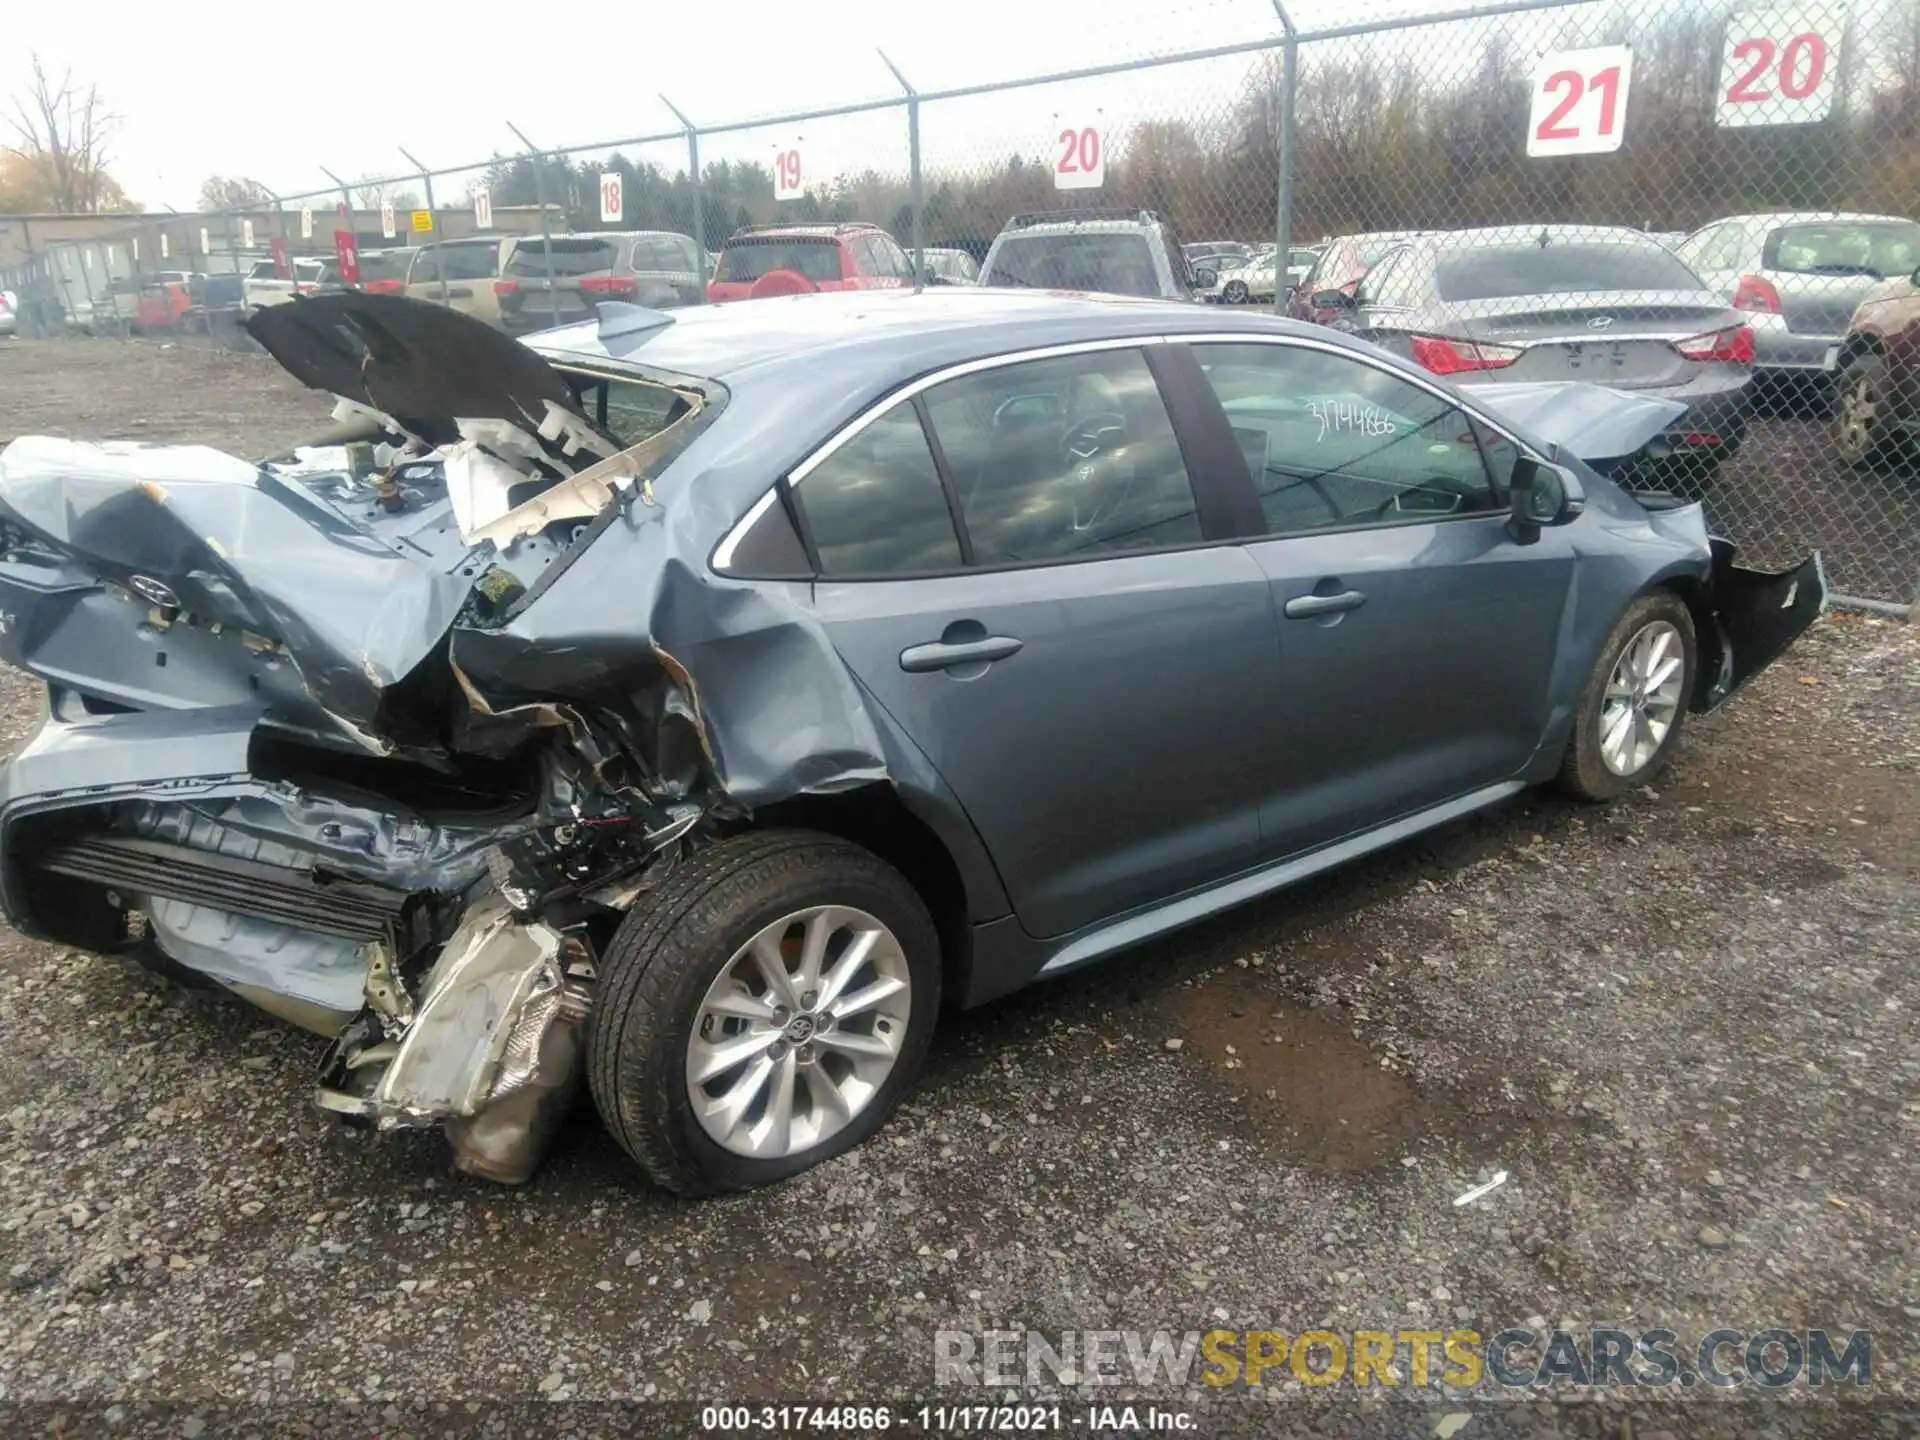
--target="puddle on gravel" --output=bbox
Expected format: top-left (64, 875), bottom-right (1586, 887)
top-left (1170, 990), bottom-right (1432, 1171)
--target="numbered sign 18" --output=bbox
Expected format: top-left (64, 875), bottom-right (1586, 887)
top-left (1526, 45), bottom-right (1634, 157)
top-left (599, 172), bottom-right (623, 224)
top-left (380, 201), bottom-right (396, 239)
top-left (473, 189), bottom-right (492, 230)
top-left (773, 148), bottom-right (805, 202)
top-left (1717, 9), bottom-right (1840, 127)
top-left (1053, 123), bottom-right (1105, 190)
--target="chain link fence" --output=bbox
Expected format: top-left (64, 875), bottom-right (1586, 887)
top-left (3, 0), bottom-right (1915, 609)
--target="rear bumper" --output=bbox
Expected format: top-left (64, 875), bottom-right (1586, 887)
top-left (1749, 317), bottom-right (1843, 374)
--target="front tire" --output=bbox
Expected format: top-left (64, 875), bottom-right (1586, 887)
top-left (1832, 351), bottom-right (1898, 467)
top-left (1222, 279), bottom-right (1249, 304)
top-left (587, 829), bottom-right (940, 1194)
top-left (1557, 593), bottom-right (1696, 801)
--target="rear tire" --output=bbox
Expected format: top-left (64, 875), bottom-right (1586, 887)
top-left (1557, 592), bottom-right (1696, 802)
top-left (586, 829), bottom-right (940, 1194)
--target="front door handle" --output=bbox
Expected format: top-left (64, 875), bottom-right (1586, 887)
top-left (1283, 589), bottom-right (1367, 619)
top-left (899, 635), bottom-right (1023, 673)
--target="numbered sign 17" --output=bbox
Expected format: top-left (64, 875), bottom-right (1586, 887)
top-left (1526, 46), bottom-right (1634, 157)
top-left (773, 148), bottom-right (805, 202)
top-left (1717, 9), bottom-right (1840, 127)
top-left (473, 190), bottom-right (492, 230)
top-left (599, 172), bottom-right (623, 224)
top-left (1053, 124), bottom-right (1105, 190)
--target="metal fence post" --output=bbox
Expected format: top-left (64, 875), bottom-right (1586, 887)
top-left (879, 52), bottom-right (923, 289)
top-left (1271, 0), bottom-right (1299, 316)
top-left (661, 98), bottom-right (706, 301)
top-left (508, 122), bottom-right (561, 328)
top-left (400, 147), bottom-right (449, 304)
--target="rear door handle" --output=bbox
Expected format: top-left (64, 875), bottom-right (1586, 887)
top-left (899, 636), bottom-right (1023, 673)
top-left (1283, 589), bottom-right (1367, 619)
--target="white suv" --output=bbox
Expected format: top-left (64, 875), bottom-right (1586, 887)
top-left (978, 209), bottom-right (1208, 301)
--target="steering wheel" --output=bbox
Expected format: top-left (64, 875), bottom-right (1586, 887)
top-left (1060, 411), bottom-right (1128, 468)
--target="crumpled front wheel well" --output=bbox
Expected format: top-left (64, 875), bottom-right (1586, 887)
top-left (1653, 574), bottom-right (1729, 713)
top-left (743, 787), bottom-right (972, 1008)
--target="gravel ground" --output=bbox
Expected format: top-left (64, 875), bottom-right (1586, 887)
top-left (0, 338), bottom-right (1915, 1436)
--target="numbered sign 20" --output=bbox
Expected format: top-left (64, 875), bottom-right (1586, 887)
top-left (1053, 124), bottom-right (1104, 190)
top-left (1717, 9), bottom-right (1841, 127)
top-left (773, 148), bottom-right (805, 202)
top-left (599, 172), bottom-right (623, 224)
top-left (1526, 45), bottom-right (1634, 157)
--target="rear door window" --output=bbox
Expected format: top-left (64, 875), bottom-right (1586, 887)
top-left (922, 348), bottom-right (1202, 563)
top-left (439, 243), bottom-right (500, 281)
top-left (791, 405), bottom-right (963, 576)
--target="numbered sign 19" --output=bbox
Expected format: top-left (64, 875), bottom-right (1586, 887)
top-left (1717, 9), bottom-right (1840, 126)
top-left (1053, 123), bottom-right (1105, 189)
top-left (300, 206), bottom-right (313, 240)
top-left (1526, 46), bottom-right (1634, 157)
top-left (773, 148), bottom-right (804, 202)
top-left (473, 189), bottom-right (492, 230)
top-left (599, 171), bottom-right (623, 224)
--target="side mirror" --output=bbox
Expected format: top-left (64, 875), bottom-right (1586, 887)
top-left (1509, 458), bottom-right (1586, 545)
top-left (1191, 267), bottom-right (1219, 290)
top-left (1311, 288), bottom-right (1354, 311)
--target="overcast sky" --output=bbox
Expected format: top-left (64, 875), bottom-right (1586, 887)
top-left (3, 0), bottom-right (1442, 209)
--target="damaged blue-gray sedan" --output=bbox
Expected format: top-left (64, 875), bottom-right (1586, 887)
top-left (0, 290), bottom-right (1823, 1192)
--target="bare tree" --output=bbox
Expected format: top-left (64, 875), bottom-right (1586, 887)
top-left (5, 54), bottom-right (125, 212)
top-left (198, 175), bottom-right (274, 211)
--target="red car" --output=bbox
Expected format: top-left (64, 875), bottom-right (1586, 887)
top-left (706, 223), bottom-right (912, 302)
top-left (1832, 265), bottom-right (1920, 465)
top-left (131, 279), bottom-right (193, 332)
top-left (1288, 230), bottom-right (1433, 326)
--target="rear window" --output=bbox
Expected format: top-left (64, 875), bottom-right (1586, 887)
top-left (508, 238), bottom-right (619, 277)
top-left (559, 368), bottom-right (689, 447)
top-left (1357, 236), bottom-right (1413, 267)
top-left (1436, 241), bottom-right (1704, 301)
top-left (714, 238), bottom-right (844, 284)
top-left (983, 233), bottom-right (1157, 296)
top-left (356, 251), bottom-right (409, 282)
top-left (1764, 221), bottom-right (1920, 280)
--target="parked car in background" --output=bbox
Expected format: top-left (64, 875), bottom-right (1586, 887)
top-left (187, 272), bottom-right (247, 332)
top-left (355, 249), bottom-right (412, 296)
top-left (1675, 212), bottom-right (1920, 388)
top-left (1321, 225), bottom-right (1756, 492)
top-left (0, 289), bottom-right (15, 337)
top-left (708, 223), bottom-right (913, 302)
top-left (131, 278), bottom-right (193, 333)
top-left (1212, 246), bottom-right (1322, 305)
top-left (242, 257), bottom-right (340, 314)
top-left (978, 209), bottom-right (1208, 301)
top-left (498, 231), bottom-right (706, 333)
top-left (1186, 241), bottom-right (1254, 271)
top-left (1829, 263), bottom-right (1920, 465)
top-left (1289, 231), bottom-right (1433, 324)
top-left (915, 248), bottom-right (980, 285)
top-left (403, 237), bottom-right (512, 326)
top-left (0, 289), bottom-right (1822, 1195)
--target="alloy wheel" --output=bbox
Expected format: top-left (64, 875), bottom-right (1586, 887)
top-left (686, 905), bottom-right (912, 1159)
top-left (1598, 620), bottom-right (1686, 777)
top-left (1835, 373), bottom-right (1877, 460)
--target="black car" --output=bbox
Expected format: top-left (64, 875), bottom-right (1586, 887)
top-left (1320, 226), bottom-right (1756, 492)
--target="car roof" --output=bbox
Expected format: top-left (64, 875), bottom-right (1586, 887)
top-left (994, 219), bottom-right (1159, 237)
top-left (723, 225), bottom-right (877, 241)
top-left (1402, 224), bottom-right (1668, 251)
top-left (1697, 211), bottom-right (1915, 227)
top-left (529, 287), bottom-right (1327, 388)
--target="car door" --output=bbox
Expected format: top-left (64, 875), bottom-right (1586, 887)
top-left (1347, 244), bottom-right (1418, 344)
top-left (790, 342), bottom-right (1283, 940)
top-left (1180, 338), bottom-right (1578, 857)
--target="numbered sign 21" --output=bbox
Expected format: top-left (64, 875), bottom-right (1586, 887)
top-left (1717, 9), bottom-right (1841, 127)
top-left (599, 171), bottom-right (623, 224)
top-left (1526, 45), bottom-right (1634, 157)
top-left (773, 148), bottom-right (805, 202)
top-left (1053, 123), bottom-right (1104, 189)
